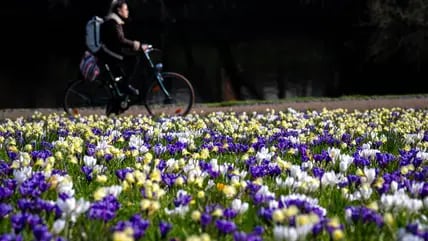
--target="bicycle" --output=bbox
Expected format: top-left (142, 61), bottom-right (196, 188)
top-left (63, 45), bottom-right (195, 117)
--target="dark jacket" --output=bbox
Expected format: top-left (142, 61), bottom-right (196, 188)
top-left (100, 13), bottom-right (138, 60)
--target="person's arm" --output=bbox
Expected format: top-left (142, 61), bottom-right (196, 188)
top-left (115, 24), bottom-right (140, 51)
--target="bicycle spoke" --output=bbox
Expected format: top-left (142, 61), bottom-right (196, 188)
top-left (144, 72), bottom-right (194, 116)
top-left (63, 80), bottom-right (112, 116)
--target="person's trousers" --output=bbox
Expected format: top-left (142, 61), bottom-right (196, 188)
top-left (96, 51), bottom-right (139, 94)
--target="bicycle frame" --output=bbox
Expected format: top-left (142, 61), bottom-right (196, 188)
top-left (65, 45), bottom-right (194, 116)
top-left (143, 48), bottom-right (173, 102)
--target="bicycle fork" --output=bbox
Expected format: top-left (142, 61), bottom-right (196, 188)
top-left (155, 72), bottom-right (174, 104)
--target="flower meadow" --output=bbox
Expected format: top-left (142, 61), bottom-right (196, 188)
top-left (0, 107), bottom-right (428, 241)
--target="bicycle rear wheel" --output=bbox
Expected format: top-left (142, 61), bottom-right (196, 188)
top-left (63, 80), bottom-right (112, 116)
top-left (144, 72), bottom-right (195, 116)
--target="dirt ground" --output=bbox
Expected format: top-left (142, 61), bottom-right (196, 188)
top-left (0, 95), bottom-right (427, 120)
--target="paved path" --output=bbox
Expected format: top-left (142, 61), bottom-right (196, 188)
top-left (1, 95), bottom-right (427, 120)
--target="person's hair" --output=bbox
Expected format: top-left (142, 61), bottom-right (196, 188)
top-left (111, 0), bottom-right (127, 15)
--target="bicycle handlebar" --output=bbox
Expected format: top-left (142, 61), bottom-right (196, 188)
top-left (142, 44), bottom-right (161, 56)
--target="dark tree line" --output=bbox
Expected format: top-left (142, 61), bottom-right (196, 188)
top-left (48, 0), bottom-right (428, 97)
top-left (26, 0), bottom-right (428, 106)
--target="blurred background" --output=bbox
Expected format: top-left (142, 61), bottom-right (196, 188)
top-left (1, 0), bottom-right (428, 108)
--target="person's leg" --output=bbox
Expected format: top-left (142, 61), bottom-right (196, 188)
top-left (96, 54), bottom-right (126, 116)
top-left (119, 55), bottom-right (140, 96)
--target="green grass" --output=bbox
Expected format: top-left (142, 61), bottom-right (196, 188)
top-left (203, 93), bottom-right (428, 108)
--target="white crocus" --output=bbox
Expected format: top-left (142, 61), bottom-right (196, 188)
top-left (404, 133), bottom-right (424, 145)
top-left (256, 185), bottom-right (276, 201)
top-left (57, 178), bottom-right (75, 197)
top-left (397, 228), bottom-right (424, 241)
top-left (231, 199), bottom-right (249, 214)
top-left (105, 185), bottom-right (123, 198)
top-left (360, 184), bottom-right (373, 200)
top-left (416, 151), bottom-right (428, 161)
top-left (57, 197), bottom-right (90, 222)
top-left (93, 165), bottom-right (107, 174)
top-left (52, 219), bottom-right (66, 234)
top-left (13, 167), bottom-right (33, 184)
top-left (256, 147), bottom-right (274, 162)
top-left (410, 182), bottom-right (424, 196)
top-left (390, 181), bottom-right (398, 193)
top-left (347, 190), bottom-right (362, 201)
top-left (328, 147), bottom-right (341, 164)
top-left (83, 155), bottom-right (97, 167)
top-left (301, 161), bottom-right (312, 170)
top-left (274, 225), bottom-right (298, 241)
top-left (381, 190), bottom-right (423, 213)
top-left (289, 165), bottom-right (302, 178)
top-left (164, 205), bottom-right (189, 217)
top-left (321, 171), bottom-right (339, 187)
top-left (96, 137), bottom-right (112, 151)
top-left (273, 224), bottom-right (313, 241)
top-left (129, 135), bottom-right (148, 153)
top-left (339, 154), bottom-right (353, 172)
top-left (362, 167), bottom-right (376, 184)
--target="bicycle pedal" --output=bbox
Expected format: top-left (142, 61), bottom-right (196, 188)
top-left (120, 101), bottom-right (128, 109)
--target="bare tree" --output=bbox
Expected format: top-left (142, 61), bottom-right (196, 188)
top-left (365, 0), bottom-right (428, 70)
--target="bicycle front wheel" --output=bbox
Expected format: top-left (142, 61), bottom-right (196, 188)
top-left (144, 72), bottom-right (195, 116)
top-left (63, 80), bottom-right (112, 116)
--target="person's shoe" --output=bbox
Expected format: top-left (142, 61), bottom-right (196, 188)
top-left (106, 100), bottom-right (122, 116)
top-left (106, 101), bottom-right (116, 116)
top-left (127, 85), bottom-right (140, 96)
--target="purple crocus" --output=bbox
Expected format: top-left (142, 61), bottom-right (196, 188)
top-left (345, 206), bottom-right (384, 227)
top-left (313, 150), bottom-right (332, 163)
top-left (312, 167), bottom-right (325, 179)
top-left (17, 198), bottom-right (56, 214)
top-left (0, 233), bottom-right (24, 241)
top-left (154, 144), bottom-right (167, 156)
top-left (0, 160), bottom-right (11, 176)
top-left (216, 219), bottom-right (237, 234)
top-left (173, 191), bottom-right (192, 207)
top-left (88, 195), bottom-right (121, 222)
top-left (0, 186), bottom-right (13, 200)
top-left (129, 214), bottom-right (150, 239)
top-left (11, 212), bottom-right (43, 233)
top-left (258, 207), bottom-right (273, 221)
top-left (353, 154), bottom-right (370, 167)
top-left (112, 214), bottom-right (150, 240)
top-left (375, 153), bottom-right (395, 167)
top-left (224, 208), bottom-right (238, 219)
top-left (159, 221), bottom-right (172, 238)
top-left (57, 128), bottom-right (68, 137)
top-left (200, 213), bottom-right (212, 227)
top-left (405, 223), bottom-right (428, 240)
top-left (420, 183), bottom-right (428, 198)
top-left (156, 159), bottom-right (167, 170)
top-left (19, 172), bottom-right (50, 198)
top-left (85, 143), bottom-right (96, 156)
top-left (33, 224), bottom-right (53, 241)
top-left (0, 203), bottom-right (12, 218)
top-left (115, 168), bottom-right (133, 181)
top-left (233, 231), bottom-right (263, 241)
top-left (81, 166), bottom-right (93, 181)
top-left (161, 173), bottom-right (177, 187)
top-left (30, 150), bottom-right (52, 161)
top-left (104, 153), bottom-right (113, 162)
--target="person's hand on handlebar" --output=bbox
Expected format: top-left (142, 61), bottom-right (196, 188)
top-left (141, 44), bottom-right (152, 52)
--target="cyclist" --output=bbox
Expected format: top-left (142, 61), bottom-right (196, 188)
top-left (97, 0), bottom-right (149, 114)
